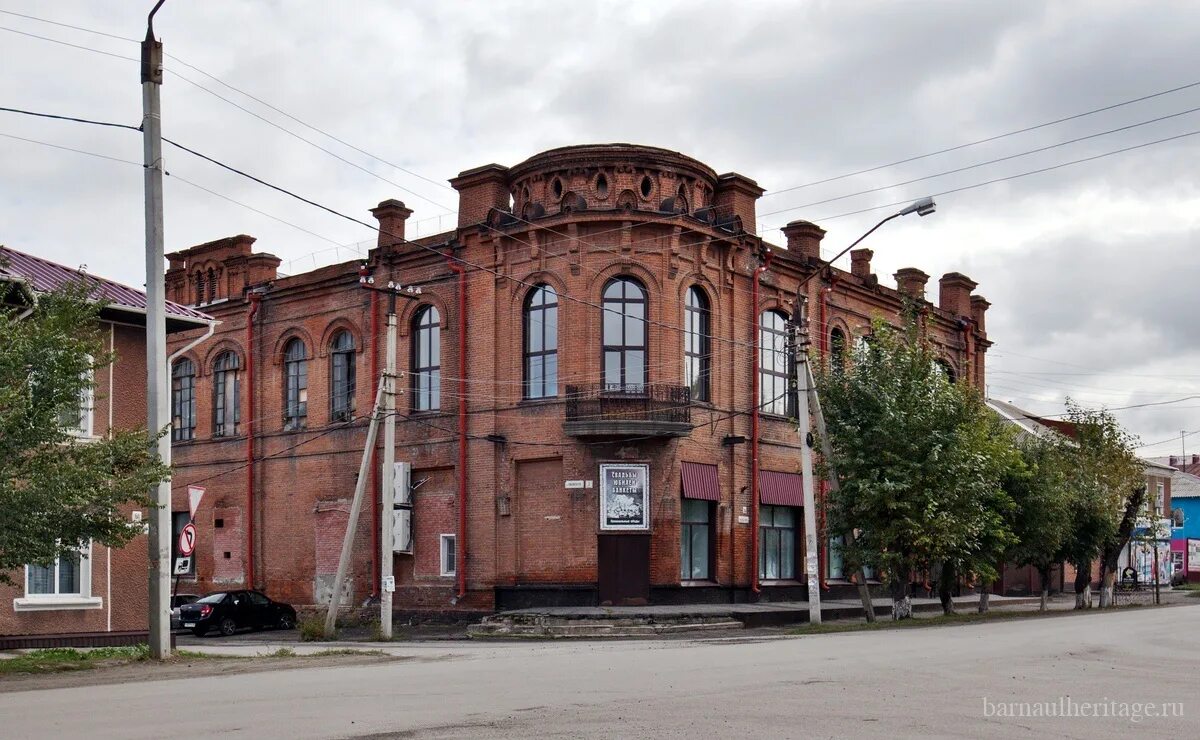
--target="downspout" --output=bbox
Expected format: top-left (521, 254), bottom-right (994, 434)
top-left (167, 319), bottom-right (217, 365)
top-left (817, 281), bottom-right (831, 592)
top-left (750, 249), bottom-right (772, 595)
top-left (447, 254), bottom-right (468, 600)
top-left (369, 288), bottom-right (380, 597)
top-left (245, 292), bottom-right (262, 590)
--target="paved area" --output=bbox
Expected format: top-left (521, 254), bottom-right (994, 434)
top-left (2, 603), bottom-right (1195, 738)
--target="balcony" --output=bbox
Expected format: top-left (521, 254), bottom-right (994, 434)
top-left (563, 384), bottom-right (692, 439)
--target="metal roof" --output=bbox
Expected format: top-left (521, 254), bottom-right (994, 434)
top-left (0, 245), bottom-right (211, 324)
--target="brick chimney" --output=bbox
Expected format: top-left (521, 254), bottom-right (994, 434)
top-left (781, 220), bottom-right (825, 263)
top-left (370, 199), bottom-right (413, 248)
top-left (850, 248), bottom-right (874, 279)
top-left (450, 164), bottom-right (510, 229)
top-left (894, 267), bottom-right (929, 300)
top-left (938, 272), bottom-right (977, 318)
top-left (713, 172), bottom-right (764, 233)
top-left (970, 295), bottom-right (990, 333)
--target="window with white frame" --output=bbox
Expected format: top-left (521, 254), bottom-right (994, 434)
top-left (16, 542), bottom-right (101, 611)
top-left (439, 534), bottom-right (457, 576)
top-left (58, 360), bottom-right (94, 437)
top-left (1156, 482), bottom-right (1165, 517)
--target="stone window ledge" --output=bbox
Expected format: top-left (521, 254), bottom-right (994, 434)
top-left (13, 596), bottom-right (103, 612)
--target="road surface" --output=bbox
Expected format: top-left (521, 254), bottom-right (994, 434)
top-left (2, 605), bottom-right (1194, 738)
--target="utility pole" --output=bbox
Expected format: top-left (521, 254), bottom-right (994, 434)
top-left (380, 294), bottom-right (398, 639)
top-left (141, 0), bottom-right (170, 660)
top-left (791, 295), bottom-right (822, 625)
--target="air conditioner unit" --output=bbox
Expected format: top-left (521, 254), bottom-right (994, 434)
top-left (393, 509), bottom-right (413, 553)
top-left (393, 462), bottom-right (412, 506)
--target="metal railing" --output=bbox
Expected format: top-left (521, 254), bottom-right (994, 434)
top-left (564, 383), bottom-right (691, 425)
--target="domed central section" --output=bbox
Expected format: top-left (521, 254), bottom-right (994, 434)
top-left (507, 143), bottom-right (719, 220)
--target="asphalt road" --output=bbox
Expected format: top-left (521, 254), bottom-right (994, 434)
top-left (3, 605), bottom-right (1196, 738)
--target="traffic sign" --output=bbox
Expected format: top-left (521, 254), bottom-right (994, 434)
top-left (187, 485), bottom-right (206, 519)
top-left (178, 522), bottom-right (197, 556)
top-left (173, 557), bottom-right (192, 575)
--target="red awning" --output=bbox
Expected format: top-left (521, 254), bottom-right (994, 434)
top-left (759, 470), bottom-right (803, 507)
top-left (681, 462), bottom-right (720, 501)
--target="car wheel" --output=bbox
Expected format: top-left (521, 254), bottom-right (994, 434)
top-left (192, 626), bottom-right (207, 637)
top-left (219, 617), bottom-right (238, 637)
top-left (277, 613), bottom-right (296, 630)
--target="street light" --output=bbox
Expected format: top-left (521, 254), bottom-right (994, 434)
top-left (791, 195), bottom-right (937, 625)
top-left (799, 196), bottom-right (937, 289)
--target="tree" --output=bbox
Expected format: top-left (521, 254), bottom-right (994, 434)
top-left (1054, 401), bottom-right (1144, 610)
top-left (0, 280), bottom-right (168, 581)
top-left (815, 313), bottom-right (1016, 619)
top-left (1004, 435), bottom-right (1071, 611)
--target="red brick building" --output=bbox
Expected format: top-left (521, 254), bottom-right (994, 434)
top-left (0, 246), bottom-right (212, 645)
top-left (166, 143), bottom-right (990, 612)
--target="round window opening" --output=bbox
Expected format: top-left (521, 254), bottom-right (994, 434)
top-left (552, 178), bottom-right (564, 199)
top-left (596, 173), bottom-right (609, 199)
top-left (640, 175), bottom-right (653, 199)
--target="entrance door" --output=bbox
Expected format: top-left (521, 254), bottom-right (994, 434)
top-left (597, 534), bottom-right (650, 606)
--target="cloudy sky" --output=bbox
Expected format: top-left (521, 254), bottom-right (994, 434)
top-left (2, 1), bottom-right (1198, 455)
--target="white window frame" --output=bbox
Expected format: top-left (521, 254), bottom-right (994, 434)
top-left (62, 362), bottom-right (94, 439)
top-left (439, 534), bottom-right (456, 577)
top-left (14, 541), bottom-right (103, 611)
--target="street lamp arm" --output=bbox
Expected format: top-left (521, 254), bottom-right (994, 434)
top-left (796, 196), bottom-right (935, 290)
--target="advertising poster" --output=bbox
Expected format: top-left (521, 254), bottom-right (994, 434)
top-left (1189, 539), bottom-right (1200, 574)
top-left (599, 463), bottom-right (650, 530)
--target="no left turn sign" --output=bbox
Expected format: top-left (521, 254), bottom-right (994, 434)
top-left (178, 522), bottom-right (197, 557)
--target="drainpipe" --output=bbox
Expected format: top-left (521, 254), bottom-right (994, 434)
top-left (750, 249), bottom-right (772, 595)
top-left (446, 254), bottom-right (468, 601)
top-left (369, 287), bottom-right (380, 597)
top-left (817, 282), bottom-right (830, 591)
top-left (245, 291), bottom-right (262, 590)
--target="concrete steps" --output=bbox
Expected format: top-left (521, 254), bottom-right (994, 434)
top-left (469, 614), bottom-right (743, 639)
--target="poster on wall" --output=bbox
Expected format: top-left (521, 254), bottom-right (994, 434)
top-left (599, 464), bottom-right (650, 531)
top-left (1189, 539), bottom-right (1200, 574)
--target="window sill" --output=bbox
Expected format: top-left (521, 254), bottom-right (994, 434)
top-left (678, 580), bottom-right (717, 587)
top-left (13, 596), bottom-right (103, 612)
top-left (759, 579), bottom-right (804, 586)
top-left (516, 397), bottom-right (560, 408)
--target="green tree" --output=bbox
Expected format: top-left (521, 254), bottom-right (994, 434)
top-left (1055, 401), bottom-right (1144, 609)
top-left (1004, 435), bottom-right (1071, 611)
top-left (0, 280), bottom-right (168, 582)
top-left (816, 314), bottom-right (1017, 619)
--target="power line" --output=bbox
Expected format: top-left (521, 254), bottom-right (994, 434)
top-left (0, 131), bottom-right (142, 167)
top-left (0, 23), bottom-right (138, 62)
top-left (760, 78), bottom-right (1200, 198)
top-left (805, 127), bottom-right (1200, 224)
top-left (758, 104), bottom-right (1200, 220)
top-left (0, 8), bottom-right (137, 42)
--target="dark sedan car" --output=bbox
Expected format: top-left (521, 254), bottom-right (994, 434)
top-left (178, 590), bottom-right (297, 637)
top-left (170, 593), bottom-right (201, 631)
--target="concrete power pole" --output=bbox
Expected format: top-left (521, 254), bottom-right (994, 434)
top-left (141, 0), bottom-right (171, 660)
top-left (380, 297), bottom-right (398, 639)
top-left (791, 295), bottom-right (822, 625)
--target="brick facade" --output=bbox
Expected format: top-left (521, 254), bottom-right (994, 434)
top-left (166, 143), bottom-right (991, 612)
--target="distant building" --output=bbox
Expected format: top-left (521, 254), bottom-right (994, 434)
top-left (1167, 469), bottom-right (1200, 582)
top-left (0, 245), bottom-right (212, 647)
top-left (165, 143), bottom-right (992, 612)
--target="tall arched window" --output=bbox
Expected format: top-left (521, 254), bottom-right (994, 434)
top-left (206, 267), bottom-right (217, 303)
top-left (759, 310), bottom-right (793, 416)
top-left (330, 331), bottom-right (356, 422)
top-left (213, 351), bottom-right (240, 437)
top-left (684, 287), bottom-right (710, 402)
top-left (830, 327), bottom-right (847, 374)
top-left (171, 358), bottom-right (196, 441)
top-left (524, 285), bottom-right (558, 399)
top-left (936, 359), bottom-right (957, 384)
top-left (412, 306), bottom-right (441, 411)
top-left (602, 277), bottom-right (647, 390)
top-left (283, 338), bottom-right (308, 430)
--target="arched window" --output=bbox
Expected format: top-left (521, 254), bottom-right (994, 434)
top-left (524, 285), bottom-right (558, 399)
top-left (171, 358), bottom-right (196, 441)
top-left (602, 277), bottom-right (647, 390)
top-left (330, 331), bottom-right (356, 422)
top-left (684, 287), bottom-right (710, 402)
top-left (206, 267), bottom-right (217, 303)
top-left (759, 310), bottom-right (793, 416)
top-left (193, 272), bottom-right (205, 305)
top-left (213, 351), bottom-right (240, 437)
top-left (412, 306), bottom-right (441, 411)
top-left (283, 339), bottom-right (308, 430)
top-left (936, 359), bottom-right (957, 384)
top-left (830, 327), bottom-right (847, 374)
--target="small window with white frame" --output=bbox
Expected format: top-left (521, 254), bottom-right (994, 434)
top-left (58, 361), bottom-right (94, 438)
top-left (16, 541), bottom-right (102, 611)
top-left (439, 534), bottom-right (457, 576)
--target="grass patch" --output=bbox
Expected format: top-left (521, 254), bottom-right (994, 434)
top-left (307, 648), bottom-right (385, 657)
top-left (298, 616), bottom-right (335, 642)
top-left (1173, 582), bottom-right (1200, 592)
top-left (264, 647), bottom-right (297, 658)
top-left (0, 645), bottom-right (150, 675)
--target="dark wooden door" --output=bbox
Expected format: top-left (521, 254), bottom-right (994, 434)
top-left (597, 534), bottom-right (650, 606)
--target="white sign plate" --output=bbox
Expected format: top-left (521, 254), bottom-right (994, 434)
top-left (565, 480), bottom-right (585, 489)
top-left (382, 575), bottom-right (396, 593)
top-left (173, 557), bottom-right (191, 575)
